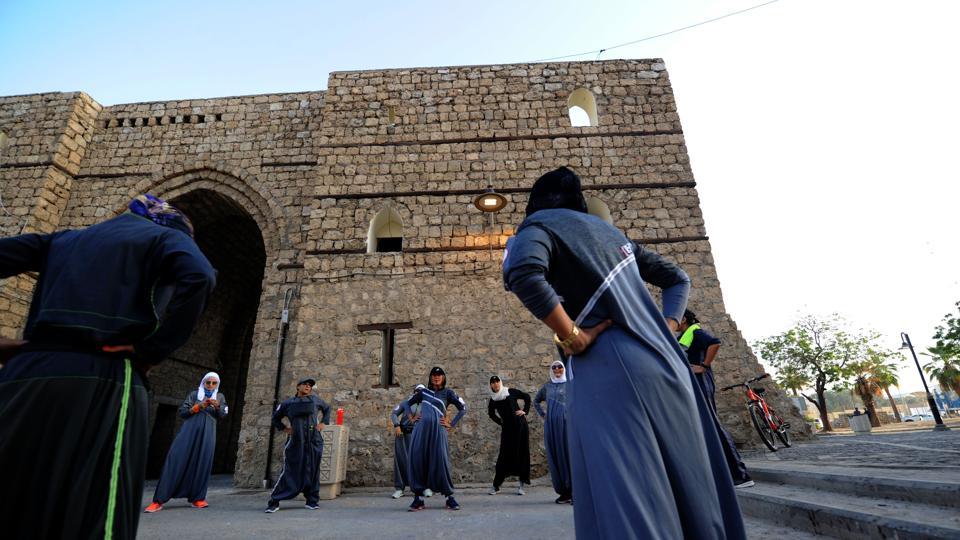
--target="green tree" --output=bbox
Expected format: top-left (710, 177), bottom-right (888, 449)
top-left (931, 301), bottom-right (960, 358)
top-left (925, 303), bottom-right (960, 396)
top-left (755, 314), bottom-right (864, 432)
top-left (924, 344), bottom-right (960, 397)
top-left (844, 347), bottom-right (900, 426)
top-left (869, 352), bottom-right (903, 422)
top-left (776, 365), bottom-right (810, 397)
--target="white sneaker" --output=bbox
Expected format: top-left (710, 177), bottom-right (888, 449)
top-left (488, 486), bottom-right (499, 495)
top-left (734, 480), bottom-right (755, 489)
top-left (391, 490), bottom-right (404, 499)
top-left (517, 482), bottom-right (526, 496)
top-left (423, 488), bottom-right (434, 497)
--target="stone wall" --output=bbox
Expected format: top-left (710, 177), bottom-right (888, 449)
top-left (0, 59), bottom-right (808, 489)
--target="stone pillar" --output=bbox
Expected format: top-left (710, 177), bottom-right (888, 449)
top-left (318, 424), bottom-right (349, 499)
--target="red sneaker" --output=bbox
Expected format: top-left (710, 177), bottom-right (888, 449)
top-left (191, 500), bottom-right (209, 509)
top-left (144, 502), bottom-right (163, 513)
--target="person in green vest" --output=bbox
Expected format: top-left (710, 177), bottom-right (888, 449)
top-left (678, 309), bottom-right (753, 488)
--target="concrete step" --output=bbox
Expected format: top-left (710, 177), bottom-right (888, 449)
top-left (746, 463), bottom-right (960, 509)
top-left (738, 481), bottom-right (960, 540)
top-left (743, 516), bottom-right (827, 539)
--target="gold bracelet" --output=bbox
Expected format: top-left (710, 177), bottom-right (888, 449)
top-left (553, 325), bottom-right (580, 348)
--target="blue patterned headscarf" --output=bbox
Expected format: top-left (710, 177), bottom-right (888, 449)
top-left (128, 194), bottom-right (194, 237)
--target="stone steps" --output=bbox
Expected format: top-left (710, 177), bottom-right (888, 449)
top-left (738, 464), bottom-right (960, 539)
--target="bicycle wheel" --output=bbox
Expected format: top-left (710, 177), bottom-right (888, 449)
top-left (748, 403), bottom-right (777, 451)
top-left (770, 410), bottom-right (791, 447)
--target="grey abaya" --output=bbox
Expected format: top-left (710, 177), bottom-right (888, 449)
top-left (391, 400), bottom-right (417, 491)
top-left (534, 380), bottom-right (572, 498)
top-left (152, 392), bottom-right (227, 503)
top-left (405, 387), bottom-right (466, 497)
top-left (269, 395), bottom-right (332, 505)
top-left (504, 208), bottom-right (746, 540)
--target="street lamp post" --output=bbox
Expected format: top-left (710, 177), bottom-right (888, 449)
top-left (900, 332), bottom-right (950, 431)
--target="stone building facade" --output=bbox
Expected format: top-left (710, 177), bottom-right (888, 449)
top-left (0, 59), bottom-right (807, 488)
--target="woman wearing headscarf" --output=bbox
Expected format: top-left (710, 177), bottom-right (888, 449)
top-left (144, 372), bottom-right (228, 512)
top-left (486, 375), bottom-right (531, 495)
top-left (534, 360), bottom-right (572, 504)
top-left (0, 194), bottom-right (215, 539)
top-left (405, 367), bottom-right (466, 512)
top-left (503, 167), bottom-right (745, 539)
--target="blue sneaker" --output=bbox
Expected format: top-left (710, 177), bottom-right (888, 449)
top-left (445, 495), bottom-right (460, 510)
top-left (408, 496), bottom-right (425, 512)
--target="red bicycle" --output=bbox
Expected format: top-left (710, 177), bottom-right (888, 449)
top-left (721, 373), bottom-right (791, 451)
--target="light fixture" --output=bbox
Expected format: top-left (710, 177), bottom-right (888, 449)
top-left (473, 187), bottom-right (507, 213)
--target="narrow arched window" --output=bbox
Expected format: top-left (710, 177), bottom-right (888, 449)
top-left (567, 88), bottom-right (599, 127)
top-left (586, 197), bottom-right (613, 225)
top-left (367, 206), bottom-right (404, 253)
top-left (0, 131), bottom-right (9, 152)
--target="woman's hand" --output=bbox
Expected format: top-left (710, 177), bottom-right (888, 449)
top-left (514, 410), bottom-right (526, 417)
top-left (440, 416), bottom-right (451, 430)
top-left (665, 317), bottom-right (679, 333)
top-left (394, 426), bottom-right (403, 437)
top-left (561, 319), bottom-right (614, 356)
top-left (690, 365), bottom-right (705, 374)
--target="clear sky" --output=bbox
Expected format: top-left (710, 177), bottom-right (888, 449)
top-left (2, 0), bottom-right (957, 393)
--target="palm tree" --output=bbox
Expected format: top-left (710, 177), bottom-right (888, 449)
top-left (872, 365), bottom-right (902, 422)
top-left (924, 344), bottom-right (960, 397)
top-left (849, 367), bottom-right (883, 427)
top-left (847, 348), bottom-right (899, 427)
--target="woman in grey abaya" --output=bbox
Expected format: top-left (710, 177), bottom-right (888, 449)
top-left (405, 367), bottom-right (466, 512)
top-left (503, 167), bottom-right (745, 539)
top-left (533, 360), bottom-right (572, 504)
top-left (390, 385), bottom-right (422, 498)
top-left (145, 372), bottom-right (227, 512)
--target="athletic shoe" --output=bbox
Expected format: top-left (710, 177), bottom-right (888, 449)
top-left (408, 496), bottom-right (425, 512)
top-left (144, 502), bottom-right (163, 513)
top-left (734, 480), bottom-right (755, 489)
top-left (423, 488), bottom-right (433, 497)
top-left (445, 496), bottom-right (460, 510)
top-left (191, 500), bottom-right (209, 509)
top-left (555, 495), bottom-right (572, 504)
top-left (488, 486), bottom-right (499, 495)
top-left (517, 482), bottom-right (526, 496)
top-left (264, 500), bottom-right (279, 513)
top-left (305, 503), bottom-right (320, 510)
top-left (391, 490), bottom-right (404, 499)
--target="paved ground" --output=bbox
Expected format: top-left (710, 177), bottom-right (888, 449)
top-left (136, 481), bottom-right (801, 540)
top-left (138, 481), bottom-right (576, 540)
top-left (136, 428), bottom-right (959, 539)
top-left (742, 425), bottom-right (960, 473)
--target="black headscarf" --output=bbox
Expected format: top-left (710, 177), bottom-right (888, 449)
top-left (525, 166), bottom-right (588, 217)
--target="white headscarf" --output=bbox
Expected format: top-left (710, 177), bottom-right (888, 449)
top-left (489, 376), bottom-right (510, 401)
top-left (549, 361), bottom-right (567, 384)
top-left (197, 372), bottom-right (220, 401)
